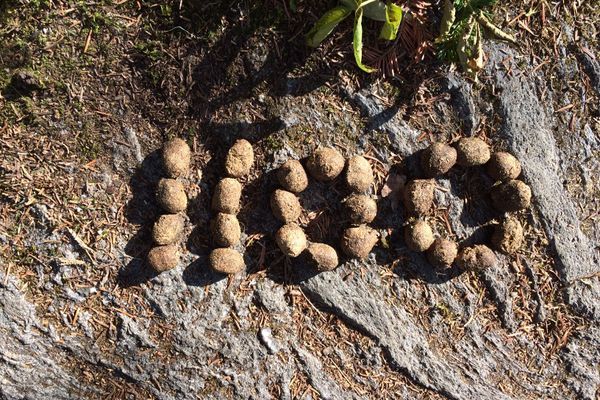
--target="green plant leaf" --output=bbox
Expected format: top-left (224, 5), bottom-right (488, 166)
top-left (353, 7), bottom-right (377, 73)
top-left (363, 0), bottom-right (387, 21)
top-left (379, 2), bottom-right (402, 40)
top-left (466, 23), bottom-right (484, 74)
top-left (305, 5), bottom-right (353, 48)
top-left (457, 16), bottom-right (479, 75)
top-left (341, 0), bottom-right (359, 10)
top-left (469, 0), bottom-right (497, 11)
top-left (438, 0), bottom-right (456, 40)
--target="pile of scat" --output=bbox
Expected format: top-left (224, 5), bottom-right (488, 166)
top-left (146, 139), bottom-right (190, 272)
top-left (146, 138), bottom-right (530, 275)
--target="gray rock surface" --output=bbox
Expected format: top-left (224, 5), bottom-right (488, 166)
top-left (0, 272), bottom-right (100, 400)
top-left (294, 345), bottom-right (358, 400)
top-left (486, 42), bottom-right (600, 319)
top-left (561, 325), bottom-right (600, 400)
top-left (301, 267), bottom-right (514, 400)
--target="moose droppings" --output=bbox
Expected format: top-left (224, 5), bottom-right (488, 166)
top-left (156, 178), bottom-right (187, 213)
top-left (492, 216), bottom-right (524, 254)
top-left (212, 178), bottom-right (242, 214)
top-left (344, 194), bottom-right (377, 225)
top-left (211, 213), bottom-right (242, 247)
top-left (487, 151), bottom-right (522, 181)
top-left (456, 137), bottom-right (491, 167)
top-left (271, 189), bottom-right (302, 223)
top-left (147, 245), bottom-right (179, 273)
top-left (491, 180), bottom-right (532, 212)
top-left (306, 147), bottom-right (345, 181)
top-left (403, 179), bottom-right (435, 215)
top-left (275, 223), bottom-right (308, 257)
top-left (421, 142), bottom-right (457, 177)
top-left (427, 238), bottom-right (458, 267)
top-left (340, 225), bottom-right (378, 260)
top-left (456, 244), bottom-right (498, 271)
top-left (277, 160), bottom-right (309, 193)
top-left (306, 243), bottom-right (339, 271)
top-left (209, 248), bottom-right (245, 275)
top-left (404, 220), bottom-right (435, 252)
top-left (345, 155), bottom-right (374, 192)
top-left (224, 139), bottom-right (254, 178)
top-left (152, 214), bottom-right (184, 245)
top-left (162, 138), bottom-right (191, 178)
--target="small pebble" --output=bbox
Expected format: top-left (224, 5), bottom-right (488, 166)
top-left (259, 327), bottom-right (279, 354)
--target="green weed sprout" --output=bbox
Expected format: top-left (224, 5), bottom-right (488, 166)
top-left (306, 0), bottom-right (403, 73)
top-left (436, 0), bottom-right (516, 77)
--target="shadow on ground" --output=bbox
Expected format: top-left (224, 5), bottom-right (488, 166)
top-left (120, 150), bottom-right (164, 287)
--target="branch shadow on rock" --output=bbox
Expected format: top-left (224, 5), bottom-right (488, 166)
top-left (185, 15), bottom-right (335, 115)
top-left (364, 103), bottom-right (402, 133)
top-left (172, 2), bottom-right (334, 125)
